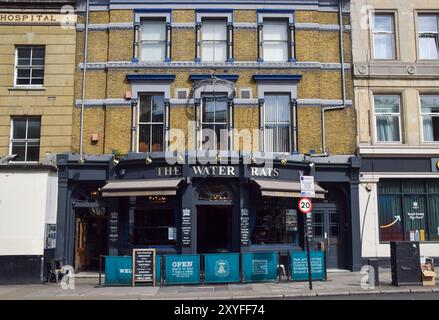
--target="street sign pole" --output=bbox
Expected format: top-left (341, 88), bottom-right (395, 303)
top-left (298, 197), bottom-right (313, 290)
top-left (305, 223), bottom-right (313, 290)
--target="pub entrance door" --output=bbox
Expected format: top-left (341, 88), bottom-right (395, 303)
top-left (197, 206), bottom-right (232, 254)
top-left (311, 203), bottom-right (346, 269)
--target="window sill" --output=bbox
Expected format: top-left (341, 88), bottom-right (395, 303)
top-left (8, 86), bottom-right (46, 91)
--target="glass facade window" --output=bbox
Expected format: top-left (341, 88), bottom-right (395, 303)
top-left (140, 19), bottom-right (167, 62)
top-left (264, 94), bottom-right (291, 153)
top-left (251, 198), bottom-right (299, 245)
top-left (133, 209), bottom-right (176, 245)
top-left (262, 19), bottom-right (289, 62)
top-left (201, 19), bottom-right (228, 62)
top-left (418, 14), bottom-right (439, 60)
top-left (374, 95), bottom-right (401, 143)
top-left (201, 95), bottom-right (229, 151)
top-left (138, 95), bottom-right (165, 152)
top-left (15, 46), bottom-right (45, 86)
top-left (421, 95), bottom-right (439, 142)
top-left (372, 14), bottom-right (396, 60)
top-left (378, 179), bottom-right (439, 242)
top-left (10, 117), bottom-right (41, 162)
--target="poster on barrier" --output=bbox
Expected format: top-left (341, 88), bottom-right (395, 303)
top-left (290, 251), bottom-right (325, 281)
top-left (165, 255), bottom-right (200, 285)
top-left (105, 256), bottom-right (132, 286)
top-left (204, 253), bottom-right (240, 283)
top-left (242, 252), bottom-right (278, 282)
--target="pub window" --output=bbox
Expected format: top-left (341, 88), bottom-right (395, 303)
top-left (15, 46), bottom-right (45, 86)
top-left (201, 19), bottom-right (228, 62)
top-left (138, 94), bottom-right (165, 152)
top-left (251, 198), bottom-right (299, 245)
top-left (201, 94), bottom-right (229, 151)
top-left (421, 95), bottom-right (439, 142)
top-left (372, 13), bottom-right (396, 60)
top-left (262, 19), bottom-right (289, 62)
top-left (10, 116), bottom-right (41, 162)
top-left (264, 94), bottom-right (291, 153)
top-left (378, 179), bottom-right (439, 242)
top-left (198, 183), bottom-right (232, 201)
top-left (418, 14), bottom-right (439, 60)
top-left (140, 19), bottom-right (167, 62)
top-left (373, 95), bottom-right (401, 143)
top-left (133, 209), bottom-right (176, 245)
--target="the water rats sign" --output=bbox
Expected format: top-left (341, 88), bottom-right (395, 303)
top-left (242, 252), bottom-right (278, 282)
top-left (290, 251), bottom-right (325, 281)
top-left (165, 255), bottom-right (200, 285)
top-left (204, 254), bottom-right (240, 283)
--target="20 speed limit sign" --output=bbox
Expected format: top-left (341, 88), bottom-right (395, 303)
top-left (298, 197), bottom-right (312, 214)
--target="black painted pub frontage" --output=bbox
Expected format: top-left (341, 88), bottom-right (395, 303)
top-left (55, 152), bottom-right (362, 272)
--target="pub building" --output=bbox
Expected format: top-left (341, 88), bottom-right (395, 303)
top-left (55, 0), bottom-right (363, 273)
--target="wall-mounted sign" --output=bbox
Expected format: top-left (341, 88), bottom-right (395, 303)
top-left (132, 249), bottom-right (156, 287)
top-left (250, 167), bottom-right (280, 178)
top-left (240, 208), bottom-right (250, 246)
top-left (181, 208), bottom-right (191, 247)
top-left (156, 166), bottom-right (182, 177)
top-left (191, 165), bottom-right (237, 176)
top-left (109, 212), bottom-right (119, 243)
top-left (0, 13), bottom-right (77, 25)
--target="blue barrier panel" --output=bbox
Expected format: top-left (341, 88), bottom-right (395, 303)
top-left (105, 256), bottom-right (132, 286)
top-left (156, 255), bottom-right (161, 285)
top-left (165, 255), bottom-right (200, 285)
top-left (204, 253), bottom-right (240, 283)
top-left (290, 251), bottom-right (325, 281)
top-left (242, 252), bottom-right (278, 282)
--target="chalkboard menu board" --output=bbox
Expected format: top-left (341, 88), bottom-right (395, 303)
top-left (182, 208), bottom-right (191, 247)
top-left (240, 208), bottom-right (250, 246)
top-left (132, 249), bottom-right (156, 287)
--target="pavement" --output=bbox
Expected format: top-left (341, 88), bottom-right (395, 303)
top-left (0, 269), bottom-right (437, 300)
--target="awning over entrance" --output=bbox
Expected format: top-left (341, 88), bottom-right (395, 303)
top-left (252, 179), bottom-right (327, 199)
top-left (101, 179), bottom-right (183, 197)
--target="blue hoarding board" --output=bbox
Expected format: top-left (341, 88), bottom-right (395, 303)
top-left (290, 251), bottom-right (325, 281)
top-left (242, 252), bottom-right (278, 282)
top-left (105, 256), bottom-right (132, 286)
top-left (156, 255), bottom-right (161, 285)
top-left (165, 255), bottom-right (200, 285)
top-left (204, 253), bottom-right (240, 283)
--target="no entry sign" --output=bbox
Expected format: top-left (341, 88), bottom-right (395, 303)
top-left (298, 197), bottom-right (312, 214)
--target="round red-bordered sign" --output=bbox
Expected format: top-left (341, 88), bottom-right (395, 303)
top-left (298, 197), bottom-right (312, 214)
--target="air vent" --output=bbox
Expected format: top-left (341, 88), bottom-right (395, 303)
top-left (240, 89), bottom-right (252, 99)
top-left (177, 89), bottom-right (188, 100)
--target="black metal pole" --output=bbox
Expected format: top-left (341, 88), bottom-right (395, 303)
top-left (306, 231), bottom-right (313, 290)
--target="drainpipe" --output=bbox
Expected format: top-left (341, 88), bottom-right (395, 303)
top-left (311, 0), bottom-right (347, 157)
top-left (79, 0), bottom-right (90, 161)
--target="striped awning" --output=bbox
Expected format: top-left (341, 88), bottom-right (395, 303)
top-left (101, 179), bottom-right (183, 197)
top-left (252, 179), bottom-right (327, 199)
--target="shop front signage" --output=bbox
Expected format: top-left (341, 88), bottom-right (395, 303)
top-left (290, 251), bottom-right (325, 281)
top-left (181, 209), bottom-right (191, 247)
top-left (191, 165), bottom-right (237, 176)
top-left (165, 255), bottom-right (200, 284)
top-left (132, 249), bottom-right (156, 287)
top-left (250, 167), bottom-right (280, 177)
top-left (240, 208), bottom-right (250, 246)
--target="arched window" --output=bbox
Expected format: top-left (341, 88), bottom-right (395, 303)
top-left (198, 183), bottom-right (232, 201)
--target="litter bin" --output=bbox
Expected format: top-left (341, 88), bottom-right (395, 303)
top-left (367, 259), bottom-right (380, 287)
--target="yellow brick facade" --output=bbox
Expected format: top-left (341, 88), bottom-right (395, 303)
top-left (74, 9), bottom-right (356, 156)
top-left (0, 13), bottom-right (76, 161)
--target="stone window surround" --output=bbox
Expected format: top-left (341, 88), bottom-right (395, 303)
top-left (195, 10), bottom-right (234, 63)
top-left (415, 10), bottom-right (439, 61)
top-left (257, 10), bottom-right (295, 63)
top-left (370, 10), bottom-right (400, 62)
top-left (133, 10), bottom-right (172, 63)
top-left (371, 92), bottom-right (403, 145)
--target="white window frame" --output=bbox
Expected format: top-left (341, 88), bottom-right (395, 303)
top-left (417, 13), bottom-right (439, 60)
top-left (420, 94), bottom-right (439, 143)
top-left (9, 116), bottom-right (41, 163)
top-left (262, 18), bottom-right (290, 62)
top-left (14, 46), bottom-right (45, 87)
top-left (200, 19), bottom-right (228, 62)
top-left (200, 94), bottom-right (230, 151)
top-left (373, 94), bottom-right (402, 144)
top-left (372, 13), bottom-right (397, 60)
top-left (263, 93), bottom-right (292, 154)
top-left (139, 18), bottom-right (168, 62)
top-left (137, 94), bottom-right (166, 153)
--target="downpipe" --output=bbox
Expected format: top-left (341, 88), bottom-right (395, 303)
top-left (311, 0), bottom-right (347, 158)
top-left (79, 0), bottom-right (90, 162)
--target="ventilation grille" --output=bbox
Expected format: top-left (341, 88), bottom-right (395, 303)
top-left (240, 89), bottom-right (252, 99)
top-left (177, 89), bottom-right (188, 100)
